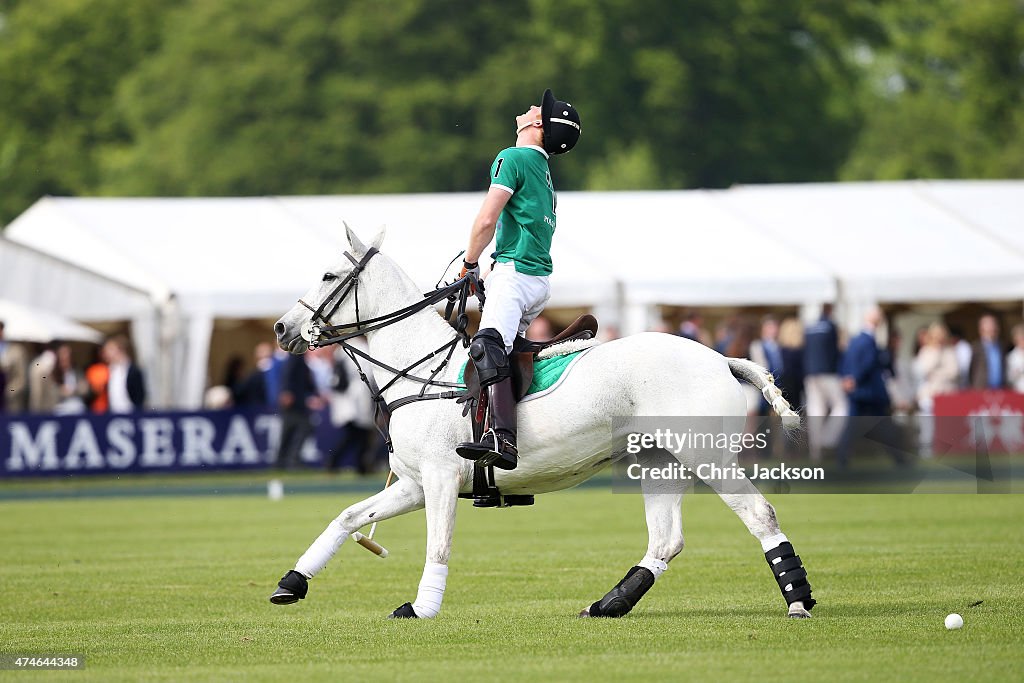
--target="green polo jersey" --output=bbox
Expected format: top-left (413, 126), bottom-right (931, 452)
top-left (489, 145), bottom-right (556, 276)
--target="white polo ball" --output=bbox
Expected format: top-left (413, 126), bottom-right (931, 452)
top-left (945, 613), bottom-right (964, 630)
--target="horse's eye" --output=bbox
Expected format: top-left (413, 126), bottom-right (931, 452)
top-left (322, 273), bottom-right (338, 282)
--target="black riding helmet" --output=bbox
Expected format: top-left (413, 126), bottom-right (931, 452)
top-left (541, 89), bottom-right (581, 155)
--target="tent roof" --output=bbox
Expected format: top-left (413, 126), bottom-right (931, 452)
top-left (0, 299), bottom-right (103, 343)
top-left (915, 180), bottom-right (1024, 257)
top-left (0, 236), bottom-right (152, 322)
top-left (4, 181), bottom-right (1022, 320)
top-left (556, 191), bottom-right (836, 305)
top-left (714, 181), bottom-right (1024, 302)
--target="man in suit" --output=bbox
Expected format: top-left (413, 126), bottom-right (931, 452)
top-left (837, 307), bottom-right (904, 467)
top-left (969, 314), bottom-right (1005, 390)
top-left (102, 335), bottom-right (146, 412)
top-left (235, 342), bottom-right (276, 408)
top-left (803, 304), bottom-right (849, 459)
top-left (275, 353), bottom-right (323, 469)
top-left (840, 307), bottom-right (890, 417)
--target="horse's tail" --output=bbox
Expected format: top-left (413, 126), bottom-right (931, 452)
top-left (727, 358), bottom-right (801, 434)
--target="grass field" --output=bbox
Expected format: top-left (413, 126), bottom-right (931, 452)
top-left (1, 478), bottom-right (1021, 682)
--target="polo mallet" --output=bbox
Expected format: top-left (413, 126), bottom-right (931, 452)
top-left (349, 470), bottom-right (394, 558)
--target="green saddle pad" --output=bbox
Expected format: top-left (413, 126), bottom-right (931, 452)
top-left (458, 350), bottom-right (585, 396)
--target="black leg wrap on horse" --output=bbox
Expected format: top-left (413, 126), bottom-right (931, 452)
top-left (469, 328), bottom-right (510, 386)
top-left (764, 542), bottom-right (815, 610)
top-left (388, 602), bottom-right (419, 619)
top-left (587, 566), bottom-right (656, 618)
top-left (269, 569), bottom-right (308, 604)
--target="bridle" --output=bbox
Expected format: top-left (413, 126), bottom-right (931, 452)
top-left (297, 248), bottom-right (378, 338)
top-left (295, 247), bottom-right (482, 451)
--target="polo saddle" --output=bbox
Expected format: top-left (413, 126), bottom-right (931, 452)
top-left (458, 314), bottom-right (598, 508)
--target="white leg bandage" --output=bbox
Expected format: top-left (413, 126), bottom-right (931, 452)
top-left (760, 532), bottom-right (789, 553)
top-left (638, 555), bottom-right (669, 580)
top-left (294, 520), bottom-right (349, 578)
top-left (411, 562), bottom-right (449, 618)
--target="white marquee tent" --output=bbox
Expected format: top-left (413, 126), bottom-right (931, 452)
top-left (1, 180), bottom-right (1021, 408)
top-left (0, 299), bottom-right (104, 344)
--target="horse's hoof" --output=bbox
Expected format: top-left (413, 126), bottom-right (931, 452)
top-left (787, 605), bottom-right (812, 619)
top-left (388, 602), bottom-right (419, 619)
top-left (269, 570), bottom-right (308, 605)
top-left (578, 607), bottom-right (591, 618)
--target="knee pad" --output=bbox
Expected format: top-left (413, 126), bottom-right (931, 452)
top-left (765, 542), bottom-right (815, 610)
top-left (469, 328), bottom-right (510, 386)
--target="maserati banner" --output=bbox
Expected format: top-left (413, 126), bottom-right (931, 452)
top-left (0, 409), bottom-right (341, 477)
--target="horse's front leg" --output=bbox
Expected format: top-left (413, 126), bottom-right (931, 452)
top-left (388, 463), bottom-right (461, 619)
top-left (269, 477), bottom-right (425, 605)
top-left (580, 488), bottom-right (684, 618)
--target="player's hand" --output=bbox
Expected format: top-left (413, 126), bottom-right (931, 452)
top-left (459, 260), bottom-right (480, 294)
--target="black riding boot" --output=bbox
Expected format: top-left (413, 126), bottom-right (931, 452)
top-left (456, 377), bottom-right (518, 470)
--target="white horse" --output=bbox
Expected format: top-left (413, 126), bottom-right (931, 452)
top-left (269, 225), bottom-right (816, 619)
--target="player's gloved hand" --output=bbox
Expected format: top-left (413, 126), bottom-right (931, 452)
top-left (459, 260), bottom-right (480, 294)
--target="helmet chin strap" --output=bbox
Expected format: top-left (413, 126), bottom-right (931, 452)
top-left (516, 119), bottom-right (541, 134)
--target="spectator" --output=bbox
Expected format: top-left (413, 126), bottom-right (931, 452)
top-left (912, 325), bottom-right (929, 356)
top-left (235, 342), bottom-right (274, 408)
top-left (526, 315), bottom-right (553, 341)
top-left (275, 353), bottom-right (322, 469)
top-left (28, 343), bottom-right (60, 413)
top-left (1006, 324), bottom-right (1024, 393)
top-left (914, 323), bottom-right (959, 454)
top-left (969, 314), bottom-right (1005, 389)
top-left (725, 320), bottom-right (760, 417)
top-left (751, 316), bottom-right (784, 380)
top-left (885, 330), bottom-right (916, 416)
top-left (222, 354), bottom-right (246, 406)
top-left (31, 343), bottom-right (117, 415)
top-left (776, 317), bottom-right (805, 410)
top-left (715, 317), bottom-right (737, 355)
top-left (802, 304), bottom-right (847, 461)
top-left (914, 323), bottom-right (959, 411)
top-left (103, 335), bottom-right (146, 413)
top-left (84, 347), bottom-right (110, 413)
top-left (53, 343), bottom-right (87, 414)
top-left (838, 307), bottom-right (905, 467)
top-left (948, 325), bottom-right (972, 389)
top-left (677, 310), bottom-right (703, 343)
top-left (325, 340), bottom-right (380, 474)
top-left (267, 346), bottom-right (290, 406)
top-left (0, 320), bottom-right (29, 413)
top-left (306, 346), bottom-right (335, 399)
top-left (841, 307), bottom-right (890, 416)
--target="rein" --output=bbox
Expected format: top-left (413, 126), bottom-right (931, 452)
top-left (297, 248), bottom-right (482, 451)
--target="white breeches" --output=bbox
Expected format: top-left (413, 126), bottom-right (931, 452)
top-left (479, 261), bottom-right (550, 352)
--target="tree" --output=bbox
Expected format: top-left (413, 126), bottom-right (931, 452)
top-left (0, 0), bottom-right (178, 224)
top-left (842, 0), bottom-right (1024, 180)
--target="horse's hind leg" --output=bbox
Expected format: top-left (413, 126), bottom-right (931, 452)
top-left (717, 482), bottom-right (816, 618)
top-left (580, 490), bottom-right (684, 618)
top-left (269, 477), bottom-right (425, 605)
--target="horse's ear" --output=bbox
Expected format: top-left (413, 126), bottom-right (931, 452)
top-left (343, 221), bottom-right (368, 255)
top-left (371, 225), bottom-right (386, 250)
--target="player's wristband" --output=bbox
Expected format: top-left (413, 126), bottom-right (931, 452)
top-left (463, 260), bottom-right (478, 269)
